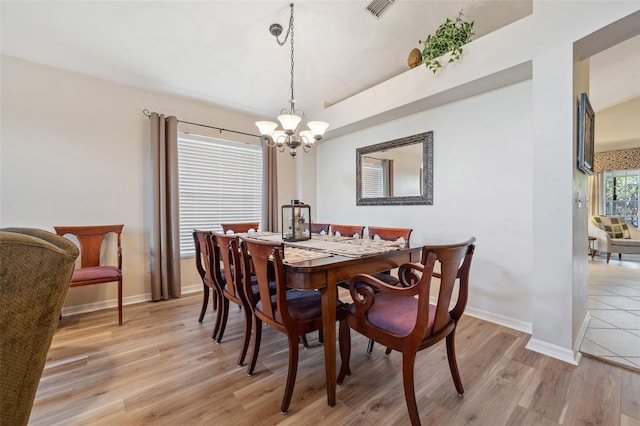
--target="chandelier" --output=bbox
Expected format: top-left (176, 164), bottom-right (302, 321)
top-left (255, 3), bottom-right (329, 158)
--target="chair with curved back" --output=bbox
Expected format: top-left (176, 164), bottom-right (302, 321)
top-left (364, 226), bottom-right (414, 355)
top-left (221, 222), bottom-right (259, 234)
top-left (1, 228), bottom-right (79, 426)
top-left (212, 232), bottom-right (255, 366)
top-left (330, 224), bottom-right (364, 238)
top-left (238, 236), bottom-right (351, 414)
top-left (193, 229), bottom-right (225, 339)
top-left (310, 223), bottom-right (330, 234)
top-left (339, 238), bottom-right (476, 426)
top-left (54, 225), bottom-right (124, 325)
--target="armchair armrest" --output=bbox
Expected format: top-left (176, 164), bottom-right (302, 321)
top-left (627, 223), bottom-right (640, 240)
top-left (589, 218), bottom-right (611, 252)
top-left (348, 266), bottom-right (422, 317)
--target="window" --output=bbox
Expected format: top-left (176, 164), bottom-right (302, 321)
top-left (604, 169), bottom-right (639, 228)
top-left (361, 161), bottom-right (384, 198)
top-left (178, 132), bottom-right (262, 257)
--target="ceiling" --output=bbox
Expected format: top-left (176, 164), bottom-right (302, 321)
top-left (1, 1), bottom-right (639, 124)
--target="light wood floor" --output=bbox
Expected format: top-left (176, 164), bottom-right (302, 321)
top-left (31, 292), bottom-right (640, 425)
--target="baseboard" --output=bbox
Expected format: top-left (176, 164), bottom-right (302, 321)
top-left (62, 283), bottom-right (203, 317)
top-left (525, 338), bottom-right (582, 365)
top-left (573, 311), bottom-right (591, 354)
top-left (463, 305), bottom-right (533, 335)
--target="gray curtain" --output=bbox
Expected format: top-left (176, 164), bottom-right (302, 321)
top-left (150, 113), bottom-right (181, 300)
top-left (262, 140), bottom-right (279, 232)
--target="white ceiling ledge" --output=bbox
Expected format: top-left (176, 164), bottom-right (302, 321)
top-left (321, 4), bottom-right (640, 139)
top-left (321, 13), bottom-right (537, 138)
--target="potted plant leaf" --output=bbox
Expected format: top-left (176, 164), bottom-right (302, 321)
top-left (418, 11), bottom-right (474, 73)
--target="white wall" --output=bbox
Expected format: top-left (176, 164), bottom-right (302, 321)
top-left (314, 1), bottom-right (640, 363)
top-left (595, 97), bottom-right (640, 151)
top-left (0, 56), bottom-right (296, 314)
top-left (318, 81), bottom-right (534, 329)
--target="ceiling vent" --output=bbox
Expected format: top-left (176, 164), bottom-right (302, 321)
top-left (366, 0), bottom-right (396, 19)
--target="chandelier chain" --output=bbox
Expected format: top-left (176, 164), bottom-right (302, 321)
top-left (289, 4), bottom-right (295, 106)
top-left (256, 3), bottom-right (328, 158)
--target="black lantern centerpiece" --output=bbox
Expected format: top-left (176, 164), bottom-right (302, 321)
top-left (282, 200), bottom-right (311, 242)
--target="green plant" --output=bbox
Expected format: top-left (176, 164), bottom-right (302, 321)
top-left (419, 11), bottom-right (474, 73)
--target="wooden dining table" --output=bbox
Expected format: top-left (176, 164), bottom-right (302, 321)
top-left (283, 242), bottom-right (422, 406)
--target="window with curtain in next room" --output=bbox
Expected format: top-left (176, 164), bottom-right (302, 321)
top-left (604, 169), bottom-right (639, 228)
top-left (177, 132), bottom-right (263, 257)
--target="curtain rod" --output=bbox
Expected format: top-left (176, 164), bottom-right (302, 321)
top-left (143, 109), bottom-right (261, 139)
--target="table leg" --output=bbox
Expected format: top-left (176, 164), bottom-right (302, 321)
top-left (320, 270), bottom-right (337, 406)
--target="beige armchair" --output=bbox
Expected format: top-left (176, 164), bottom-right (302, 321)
top-left (588, 216), bottom-right (640, 263)
top-left (0, 228), bottom-right (78, 426)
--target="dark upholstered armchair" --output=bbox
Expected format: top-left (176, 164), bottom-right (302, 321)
top-left (0, 228), bottom-right (79, 426)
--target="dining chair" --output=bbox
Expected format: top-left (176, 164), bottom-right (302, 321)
top-left (212, 232), bottom-right (256, 366)
top-left (193, 229), bottom-right (213, 323)
top-left (54, 225), bottom-right (124, 325)
top-left (221, 222), bottom-right (259, 234)
top-left (238, 236), bottom-right (351, 414)
top-left (339, 238), bottom-right (475, 426)
top-left (309, 223), bottom-right (330, 234)
top-left (330, 224), bottom-right (364, 238)
top-left (364, 226), bottom-right (414, 355)
top-left (332, 225), bottom-right (365, 293)
top-left (193, 230), bottom-right (226, 340)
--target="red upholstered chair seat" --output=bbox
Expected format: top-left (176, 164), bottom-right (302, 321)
top-left (71, 266), bottom-right (120, 283)
top-left (348, 293), bottom-right (437, 337)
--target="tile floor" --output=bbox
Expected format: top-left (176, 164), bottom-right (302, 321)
top-left (580, 252), bottom-right (640, 371)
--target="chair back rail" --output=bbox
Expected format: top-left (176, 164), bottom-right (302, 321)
top-left (221, 222), bottom-right (259, 234)
top-left (367, 226), bottom-right (413, 242)
top-left (54, 224), bottom-right (123, 269)
top-left (330, 224), bottom-right (364, 237)
top-left (310, 223), bottom-right (330, 234)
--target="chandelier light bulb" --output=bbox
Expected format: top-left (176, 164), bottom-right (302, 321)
top-left (277, 114), bottom-right (302, 132)
top-left (307, 121), bottom-right (329, 137)
top-left (256, 121), bottom-right (278, 137)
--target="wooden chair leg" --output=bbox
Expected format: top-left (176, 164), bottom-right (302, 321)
top-left (618, 253), bottom-right (622, 260)
top-left (337, 319), bottom-right (351, 385)
top-left (237, 305), bottom-right (253, 366)
top-left (385, 346), bottom-right (392, 357)
top-left (198, 284), bottom-right (209, 323)
top-left (281, 334), bottom-right (300, 414)
top-left (446, 330), bottom-right (464, 395)
top-left (366, 339), bottom-right (375, 355)
top-left (247, 318), bottom-right (262, 376)
top-left (300, 335), bottom-right (309, 348)
top-left (606, 252), bottom-right (611, 263)
top-left (216, 299), bottom-right (230, 343)
top-left (211, 293), bottom-right (225, 340)
top-left (118, 278), bottom-right (123, 326)
top-left (212, 288), bottom-right (218, 311)
top-left (401, 351), bottom-right (420, 426)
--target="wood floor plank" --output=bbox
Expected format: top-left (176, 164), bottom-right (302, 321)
top-left (621, 367), bottom-right (640, 420)
top-left (28, 292), bottom-right (640, 425)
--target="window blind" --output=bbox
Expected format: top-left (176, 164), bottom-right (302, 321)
top-left (178, 132), bottom-right (262, 257)
top-left (362, 162), bottom-right (384, 198)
